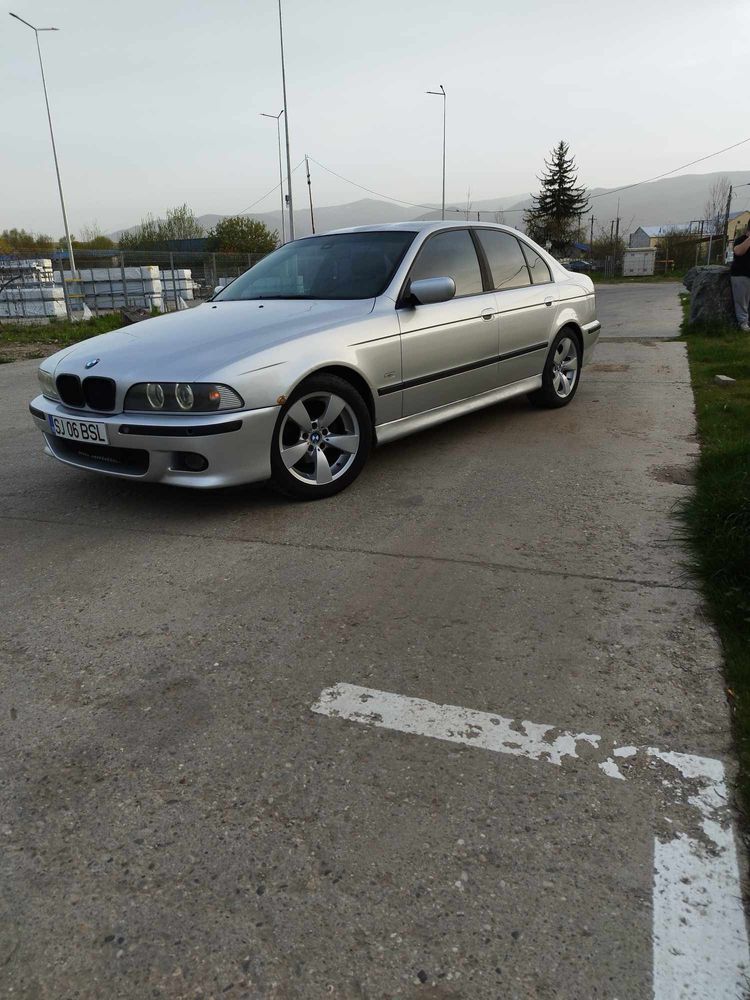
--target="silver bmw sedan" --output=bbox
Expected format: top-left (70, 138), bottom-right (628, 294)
top-left (29, 222), bottom-right (600, 500)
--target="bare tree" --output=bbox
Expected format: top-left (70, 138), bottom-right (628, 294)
top-left (78, 222), bottom-right (104, 243)
top-left (464, 187), bottom-right (472, 221)
top-left (703, 177), bottom-right (731, 235)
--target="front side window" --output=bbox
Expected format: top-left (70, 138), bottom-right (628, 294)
top-left (409, 229), bottom-right (483, 298)
top-left (215, 231), bottom-right (416, 301)
top-left (476, 230), bottom-right (531, 291)
top-left (520, 242), bottom-right (553, 284)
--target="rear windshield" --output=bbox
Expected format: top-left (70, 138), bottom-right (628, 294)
top-left (215, 231), bottom-right (417, 301)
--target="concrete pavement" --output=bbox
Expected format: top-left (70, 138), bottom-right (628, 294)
top-left (0, 292), bottom-right (744, 999)
top-left (595, 282), bottom-right (683, 339)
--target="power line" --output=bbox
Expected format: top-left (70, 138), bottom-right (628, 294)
top-left (307, 156), bottom-right (437, 212)
top-left (589, 136), bottom-right (750, 200)
top-left (236, 135), bottom-right (750, 227)
top-left (313, 135), bottom-right (750, 219)
top-left (234, 158), bottom-right (305, 216)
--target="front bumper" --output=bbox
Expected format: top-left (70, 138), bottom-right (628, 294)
top-left (29, 395), bottom-right (280, 488)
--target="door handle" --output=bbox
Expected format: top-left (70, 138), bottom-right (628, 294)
top-left (480, 308), bottom-right (495, 320)
top-left (544, 297), bottom-right (554, 307)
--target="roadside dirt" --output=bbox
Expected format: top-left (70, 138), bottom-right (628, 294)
top-left (0, 342), bottom-right (57, 363)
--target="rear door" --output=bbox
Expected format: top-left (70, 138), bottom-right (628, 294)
top-left (474, 229), bottom-right (558, 385)
top-left (397, 229), bottom-right (499, 416)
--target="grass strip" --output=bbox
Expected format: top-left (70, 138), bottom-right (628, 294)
top-left (0, 314), bottom-right (127, 364)
top-left (680, 296), bottom-right (750, 805)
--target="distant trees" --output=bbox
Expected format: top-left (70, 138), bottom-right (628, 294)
top-left (206, 216), bottom-right (278, 254)
top-left (118, 204), bottom-right (204, 250)
top-left (0, 228), bottom-right (55, 251)
top-left (525, 141), bottom-right (590, 255)
top-left (72, 222), bottom-right (115, 250)
top-left (703, 176), bottom-right (731, 236)
top-left (590, 227), bottom-right (627, 267)
top-left (655, 226), bottom-right (706, 271)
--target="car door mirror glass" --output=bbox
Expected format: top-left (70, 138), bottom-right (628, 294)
top-left (409, 276), bottom-right (456, 305)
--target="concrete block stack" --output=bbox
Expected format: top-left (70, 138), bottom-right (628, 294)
top-left (0, 285), bottom-right (67, 319)
top-left (160, 269), bottom-right (195, 302)
top-left (54, 266), bottom-right (164, 312)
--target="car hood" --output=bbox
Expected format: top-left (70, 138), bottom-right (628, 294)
top-left (47, 299), bottom-right (375, 382)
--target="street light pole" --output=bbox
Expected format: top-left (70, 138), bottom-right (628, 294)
top-left (277, 0), bottom-right (295, 241)
top-left (427, 85), bottom-right (446, 220)
top-left (260, 110), bottom-right (286, 244)
top-left (10, 12), bottom-right (76, 319)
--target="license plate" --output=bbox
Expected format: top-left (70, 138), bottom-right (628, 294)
top-left (48, 414), bottom-right (109, 444)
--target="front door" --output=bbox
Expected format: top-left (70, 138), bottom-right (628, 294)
top-left (397, 229), bottom-right (499, 417)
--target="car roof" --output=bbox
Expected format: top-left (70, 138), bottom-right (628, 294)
top-left (300, 220), bottom-right (525, 238)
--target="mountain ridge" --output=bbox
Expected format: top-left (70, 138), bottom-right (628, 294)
top-left (109, 171), bottom-right (750, 241)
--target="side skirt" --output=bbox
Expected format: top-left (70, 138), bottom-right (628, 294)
top-left (374, 375), bottom-right (543, 447)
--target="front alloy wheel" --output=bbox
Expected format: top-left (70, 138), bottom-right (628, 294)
top-left (270, 375), bottom-right (372, 499)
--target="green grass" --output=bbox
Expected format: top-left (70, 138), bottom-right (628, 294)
top-left (680, 298), bottom-right (750, 804)
top-left (0, 314), bottom-right (126, 364)
top-left (0, 314), bottom-right (124, 349)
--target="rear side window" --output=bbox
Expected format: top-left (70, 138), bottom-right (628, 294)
top-left (409, 229), bottom-right (483, 297)
top-left (475, 230), bottom-right (531, 290)
top-left (520, 243), bottom-right (553, 284)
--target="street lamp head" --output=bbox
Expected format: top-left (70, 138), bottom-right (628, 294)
top-left (9, 12), bottom-right (58, 30)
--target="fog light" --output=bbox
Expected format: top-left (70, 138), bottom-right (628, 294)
top-left (178, 452), bottom-right (208, 472)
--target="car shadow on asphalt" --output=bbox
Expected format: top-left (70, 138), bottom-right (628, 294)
top-left (33, 395), bottom-right (543, 520)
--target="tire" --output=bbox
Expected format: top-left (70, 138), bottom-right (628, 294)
top-left (528, 328), bottom-right (583, 409)
top-left (270, 374), bottom-right (372, 500)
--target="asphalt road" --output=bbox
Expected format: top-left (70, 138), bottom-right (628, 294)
top-left (595, 282), bottom-right (683, 339)
top-left (0, 289), bottom-right (744, 999)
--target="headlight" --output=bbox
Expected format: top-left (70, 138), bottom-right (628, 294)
top-left (38, 368), bottom-right (59, 400)
top-left (145, 383), bottom-right (165, 409)
top-left (124, 382), bottom-right (244, 413)
top-left (175, 383), bottom-right (194, 410)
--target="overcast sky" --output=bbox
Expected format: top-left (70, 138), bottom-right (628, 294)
top-left (3, 0), bottom-right (749, 236)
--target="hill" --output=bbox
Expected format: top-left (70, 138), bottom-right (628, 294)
top-left (110, 172), bottom-right (750, 241)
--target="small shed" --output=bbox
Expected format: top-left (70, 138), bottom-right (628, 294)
top-left (622, 247), bottom-right (657, 277)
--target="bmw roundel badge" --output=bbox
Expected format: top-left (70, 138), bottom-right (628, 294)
top-left (84, 358), bottom-right (100, 369)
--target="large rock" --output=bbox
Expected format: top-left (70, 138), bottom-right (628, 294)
top-left (683, 265), bottom-right (736, 327)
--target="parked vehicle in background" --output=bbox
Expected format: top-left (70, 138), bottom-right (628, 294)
top-left (30, 222), bottom-right (600, 499)
top-left (566, 259), bottom-right (596, 273)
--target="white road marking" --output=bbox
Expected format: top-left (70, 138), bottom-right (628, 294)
top-left (311, 682), bottom-right (600, 765)
top-left (312, 683), bottom-right (750, 1000)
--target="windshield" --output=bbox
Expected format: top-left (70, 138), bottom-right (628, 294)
top-left (215, 230), bottom-right (417, 301)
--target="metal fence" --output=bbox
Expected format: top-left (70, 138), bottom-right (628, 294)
top-left (0, 247), bottom-right (267, 321)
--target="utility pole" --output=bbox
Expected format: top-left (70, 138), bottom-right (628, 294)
top-left (260, 110), bottom-right (286, 243)
top-left (723, 184), bottom-right (733, 262)
top-left (277, 0), bottom-right (294, 241)
top-left (427, 85), bottom-right (446, 220)
top-left (305, 155), bottom-right (315, 234)
top-left (614, 204), bottom-right (621, 275)
top-left (10, 12), bottom-right (76, 320)
top-left (589, 215), bottom-right (595, 258)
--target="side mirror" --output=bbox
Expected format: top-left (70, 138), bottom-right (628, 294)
top-left (409, 276), bottom-right (456, 305)
top-left (213, 284), bottom-right (224, 296)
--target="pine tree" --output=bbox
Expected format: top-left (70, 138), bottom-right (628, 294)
top-left (525, 141), bottom-right (589, 255)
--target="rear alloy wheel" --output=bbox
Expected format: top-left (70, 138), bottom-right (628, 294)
top-left (528, 329), bottom-right (582, 409)
top-left (270, 374), bottom-right (372, 499)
